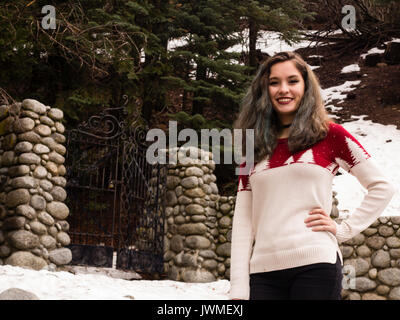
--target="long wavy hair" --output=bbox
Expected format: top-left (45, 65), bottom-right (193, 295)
top-left (234, 51), bottom-right (334, 163)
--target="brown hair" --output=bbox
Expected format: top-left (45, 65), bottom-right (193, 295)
top-left (234, 51), bottom-right (334, 163)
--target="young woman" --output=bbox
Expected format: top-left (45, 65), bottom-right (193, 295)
top-left (230, 51), bottom-right (396, 300)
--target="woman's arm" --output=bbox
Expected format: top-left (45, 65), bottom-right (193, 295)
top-left (329, 123), bottom-right (396, 243)
top-left (229, 163), bottom-right (254, 300)
top-left (335, 158), bottom-right (396, 243)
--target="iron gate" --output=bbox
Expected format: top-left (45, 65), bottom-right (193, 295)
top-left (65, 104), bottom-right (166, 275)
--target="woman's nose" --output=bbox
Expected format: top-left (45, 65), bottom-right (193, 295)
top-left (279, 83), bottom-right (289, 94)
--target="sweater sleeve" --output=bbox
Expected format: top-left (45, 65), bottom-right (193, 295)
top-left (329, 123), bottom-right (396, 244)
top-left (229, 161), bottom-right (254, 300)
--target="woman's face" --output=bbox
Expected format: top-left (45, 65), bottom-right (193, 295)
top-left (268, 60), bottom-right (305, 124)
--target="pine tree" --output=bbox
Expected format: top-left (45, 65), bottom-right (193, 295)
top-left (166, 0), bottom-right (252, 116)
top-left (235, 0), bottom-right (315, 72)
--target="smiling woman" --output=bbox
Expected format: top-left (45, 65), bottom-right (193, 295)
top-left (230, 51), bottom-right (396, 300)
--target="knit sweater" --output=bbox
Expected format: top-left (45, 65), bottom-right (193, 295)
top-left (230, 122), bottom-right (396, 300)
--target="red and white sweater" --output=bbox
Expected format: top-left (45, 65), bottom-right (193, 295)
top-left (230, 122), bottom-right (396, 300)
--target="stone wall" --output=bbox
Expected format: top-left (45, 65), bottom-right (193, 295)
top-left (340, 216), bottom-right (400, 300)
top-left (0, 99), bottom-right (71, 270)
top-left (163, 146), bottom-right (400, 299)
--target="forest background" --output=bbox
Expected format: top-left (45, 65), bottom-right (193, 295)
top-left (0, 0), bottom-right (399, 194)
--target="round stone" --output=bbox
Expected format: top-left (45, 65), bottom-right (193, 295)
top-left (39, 116), bottom-right (54, 126)
top-left (2, 151), bottom-right (15, 166)
top-left (48, 151), bottom-right (65, 164)
top-left (45, 161), bottom-right (58, 175)
top-left (9, 230), bottom-right (40, 249)
top-left (13, 118), bottom-right (35, 133)
top-left (166, 191), bottom-right (177, 206)
top-left (33, 166), bottom-right (47, 179)
top-left (10, 176), bottom-right (37, 189)
top-left (33, 144), bottom-right (50, 154)
top-left (366, 236), bottom-right (386, 249)
top-left (46, 201), bottom-right (69, 220)
top-left (219, 203), bottom-right (231, 214)
top-left (185, 236), bottom-right (211, 249)
top-left (8, 165), bottom-right (30, 177)
top-left (50, 176), bottom-right (66, 187)
top-left (177, 223), bottom-right (207, 235)
top-left (185, 204), bottom-right (204, 215)
top-left (29, 221), bottom-right (47, 235)
top-left (39, 179), bottom-right (53, 192)
top-left (216, 243), bottom-right (231, 257)
top-left (37, 211), bottom-right (55, 226)
top-left (0, 288), bottom-right (39, 300)
top-left (184, 167), bottom-right (204, 177)
top-left (48, 108), bottom-right (64, 121)
top-left (3, 216), bottom-right (26, 231)
top-left (355, 277), bottom-right (377, 292)
top-left (49, 186), bottom-right (66, 201)
top-left (389, 287), bottom-right (400, 300)
top-left (184, 187), bottom-right (205, 198)
top-left (55, 122), bottom-right (65, 134)
top-left (40, 235), bottom-right (56, 249)
top-left (219, 216), bottom-right (231, 228)
top-left (6, 189), bottom-right (30, 208)
top-left (178, 196), bottom-right (192, 205)
top-left (41, 137), bottom-right (57, 150)
top-left (181, 269), bottom-right (215, 283)
top-left (356, 245), bottom-right (371, 257)
top-left (58, 220), bottom-right (69, 232)
top-left (371, 250), bottom-right (391, 268)
top-left (379, 226), bottom-right (394, 237)
top-left (54, 143), bottom-right (67, 155)
top-left (16, 205), bottom-right (36, 219)
top-left (34, 124), bottom-right (51, 137)
top-left (30, 195), bottom-right (46, 210)
top-left (377, 268), bottom-right (400, 286)
top-left (15, 141), bottom-right (33, 153)
top-left (50, 133), bottom-right (66, 144)
top-left (344, 258), bottom-right (370, 276)
top-left (387, 236), bottom-right (400, 248)
top-left (389, 249), bottom-right (400, 259)
top-left (361, 293), bottom-right (386, 300)
top-left (22, 99), bottom-right (47, 114)
top-left (5, 251), bottom-right (47, 270)
top-left (19, 153), bottom-right (41, 165)
top-left (181, 177), bottom-right (199, 189)
top-left (341, 245), bottom-right (354, 258)
top-left (48, 248), bottom-right (72, 266)
top-left (202, 259), bottom-right (218, 270)
top-left (18, 131), bottom-right (42, 144)
top-left (56, 232), bottom-right (70, 246)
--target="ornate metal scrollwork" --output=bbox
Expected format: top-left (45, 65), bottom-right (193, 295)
top-left (75, 112), bottom-right (123, 140)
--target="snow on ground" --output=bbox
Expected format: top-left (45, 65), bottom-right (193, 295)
top-left (0, 265), bottom-right (230, 300)
top-left (341, 64), bottom-right (360, 73)
top-left (0, 31), bottom-right (398, 300)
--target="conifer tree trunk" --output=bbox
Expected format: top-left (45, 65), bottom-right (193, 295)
top-left (248, 18), bottom-right (259, 70)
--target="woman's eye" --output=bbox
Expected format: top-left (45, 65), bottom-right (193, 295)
top-left (290, 80), bottom-right (299, 83)
top-left (269, 82), bottom-right (278, 85)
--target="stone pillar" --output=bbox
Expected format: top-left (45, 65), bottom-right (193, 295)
top-left (0, 99), bottom-right (71, 270)
top-left (163, 147), bottom-right (220, 282)
top-left (215, 196), bottom-right (234, 279)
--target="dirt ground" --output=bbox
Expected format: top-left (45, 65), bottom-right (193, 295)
top-left (296, 42), bottom-right (400, 129)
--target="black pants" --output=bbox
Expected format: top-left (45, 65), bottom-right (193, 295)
top-left (250, 254), bottom-right (343, 300)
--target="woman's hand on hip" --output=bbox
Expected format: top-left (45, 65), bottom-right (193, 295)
top-left (304, 208), bottom-right (337, 235)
